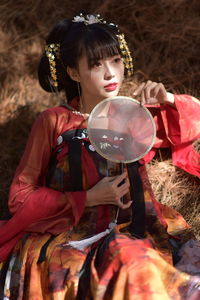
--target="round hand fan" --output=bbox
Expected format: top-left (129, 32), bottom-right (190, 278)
top-left (87, 96), bottom-right (156, 163)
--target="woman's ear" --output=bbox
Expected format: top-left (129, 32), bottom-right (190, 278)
top-left (67, 67), bottom-right (80, 82)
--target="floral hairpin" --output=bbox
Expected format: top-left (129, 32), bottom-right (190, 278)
top-left (72, 13), bottom-right (105, 25)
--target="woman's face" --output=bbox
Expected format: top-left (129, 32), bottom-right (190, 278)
top-left (75, 54), bottom-right (124, 110)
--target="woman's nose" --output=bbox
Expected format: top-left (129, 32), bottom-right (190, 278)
top-left (104, 64), bottom-right (115, 80)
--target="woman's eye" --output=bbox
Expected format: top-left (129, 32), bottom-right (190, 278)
top-left (114, 57), bottom-right (122, 63)
top-left (92, 61), bottom-right (102, 68)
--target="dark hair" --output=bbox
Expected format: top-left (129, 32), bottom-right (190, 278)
top-left (38, 18), bottom-right (121, 101)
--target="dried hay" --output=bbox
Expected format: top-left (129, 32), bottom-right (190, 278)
top-left (147, 158), bottom-right (200, 240)
top-left (0, 0), bottom-right (199, 238)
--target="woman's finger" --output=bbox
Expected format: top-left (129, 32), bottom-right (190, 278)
top-left (141, 89), bottom-right (146, 105)
top-left (111, 172), bottom-right (128, 187)
top-left (117, 179), bottom-right (130, 193)
top-left (133, 81), bottom-right (168, 105)
top-left (153, 83), bottom-right (167, 103)
top-left (133, 80), bottom-right (152, 98)
top-left (132, 82), bottom-right (146, 96)
top-left (117, 200), bottom-right (132, 209)
top-left (144, 81), bottom-right (158, 100)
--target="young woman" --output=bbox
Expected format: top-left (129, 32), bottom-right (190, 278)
top-left (0, 14), bottom-right (200, 299)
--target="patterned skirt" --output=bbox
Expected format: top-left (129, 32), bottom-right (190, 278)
top-left (1, 223), bottom-right (200, 300)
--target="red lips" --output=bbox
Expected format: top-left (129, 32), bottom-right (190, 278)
top-left (104, 83), bottom-right (118, 91)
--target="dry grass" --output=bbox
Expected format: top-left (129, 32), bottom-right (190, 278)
top-left (147, 158), bottom-right (200, 239)
top-left (0, 0), bottom-right (199, 237)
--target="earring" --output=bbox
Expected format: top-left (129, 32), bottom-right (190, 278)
top-left (77, 82), bottom-right (83, 111)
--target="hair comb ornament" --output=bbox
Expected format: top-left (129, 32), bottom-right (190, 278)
top-left (72, 13), bottom-right (104, 25)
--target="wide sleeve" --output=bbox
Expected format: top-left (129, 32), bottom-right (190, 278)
top-left (160, 94), bottom-right (200, 177)
top-left (8, 108), bottom-right (86, 234)
top-left (140, 94), bottom-right (200, 178)
top-left (160, 94), bottom-right (200, 145)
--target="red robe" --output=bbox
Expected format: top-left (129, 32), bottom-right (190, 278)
top-left (0, 94), bottom-right (199, 262)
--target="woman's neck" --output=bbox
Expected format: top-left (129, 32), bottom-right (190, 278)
top-left (80, 94), bottom-right (104, 114)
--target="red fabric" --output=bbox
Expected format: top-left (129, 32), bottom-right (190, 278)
top-left (172, 143), bottom-right (200, 177)
top-left (0, 107), bottom-right (88, 261)
top-left (81, 145), bottom-right (111, 233)
top-left (0, 94), bottom-right (199, 262)
top-left (140, 94), bottom-right (200, 178)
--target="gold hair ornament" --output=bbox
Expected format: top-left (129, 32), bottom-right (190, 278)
top-left (117, 33), bottom-right (133, 77)
top-left (45, 43), bottom-right (60, 88)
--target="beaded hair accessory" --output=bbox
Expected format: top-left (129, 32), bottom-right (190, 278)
top-left (45, 14), bottom-right (133, 88)
top-left (117, 33), bottom-right (133, 77)
top-left (45, 43), bottom-right (60, 88)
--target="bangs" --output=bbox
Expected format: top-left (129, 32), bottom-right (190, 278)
top-left (79, 27), bottom-right (120, 68)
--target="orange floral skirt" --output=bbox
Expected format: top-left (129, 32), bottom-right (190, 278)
top-left (1, 225), bottom-right (200, 300)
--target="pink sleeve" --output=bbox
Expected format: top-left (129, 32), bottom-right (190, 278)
top-left (8, 108), bottom-right (86, 234)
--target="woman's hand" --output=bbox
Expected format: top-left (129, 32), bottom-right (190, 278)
top-left (86, 171), bottom-right (131, 209)
top-left (132, 80), bottom-right (175, 106)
